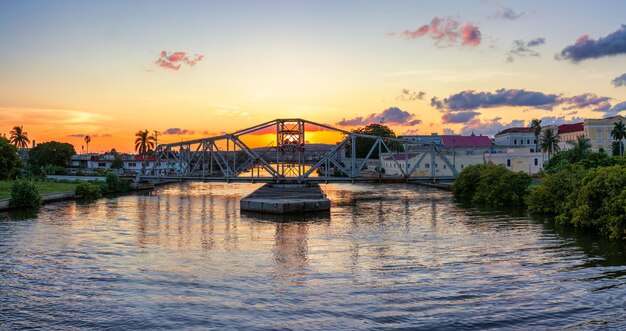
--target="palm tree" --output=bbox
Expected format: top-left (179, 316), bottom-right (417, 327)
top-left (540, 127), bottom-right (560, 160)
top-left (611, 120), bottom-right (626, 156)
top-left (9, 125), bottom-right (30, 149)
top-left (567, 135), bottom-right (591, 162)
top-left (134, 130), bottom-right (156, 155)
top-left (530, 118), bottom-right (542, 153)
top-left (84, 135), bottom-right (91, 154)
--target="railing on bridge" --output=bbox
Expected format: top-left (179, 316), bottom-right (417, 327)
top-left (140, 119), bottom-right (459, 182)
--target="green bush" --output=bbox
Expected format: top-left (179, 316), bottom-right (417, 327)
top-left (556, 166), bottom-right (626, 240)
top-left (452, 163), bottom-right (531, 207)
top-left (41, 164), bottom-right (68, 175)
top-left (10, 179), bottom-right (41, 208)
top-left (471, 164), bottom-right (531, 207)
top-left (105, 172), bottom-right (129, 193)
top-left (452, 164), bottom-right (485, 202)
top-left (527, 164), bottom-right (589, 214)
top-left (75, 181), bottom-right (103, 201)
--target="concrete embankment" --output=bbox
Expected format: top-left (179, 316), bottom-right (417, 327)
top-left (240, 183), bottom-right (330, 214)
top-left (0, 178), bottom-right (177, 212)
top-left (0, 191), bottom-right (77, 211)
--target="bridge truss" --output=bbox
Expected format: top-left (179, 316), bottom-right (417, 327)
top-left (140, 119), bottom-right (459, 182)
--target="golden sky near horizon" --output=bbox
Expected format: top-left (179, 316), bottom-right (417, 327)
top-left (1, 1), bottom-right (625, 153)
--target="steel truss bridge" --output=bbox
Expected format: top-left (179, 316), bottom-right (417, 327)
top-left (140, 119), bottom-right (459, 183)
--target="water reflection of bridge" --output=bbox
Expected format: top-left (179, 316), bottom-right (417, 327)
top-left (140, 119), bottom-right (458, 183)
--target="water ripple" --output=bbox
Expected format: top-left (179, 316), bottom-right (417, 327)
top-left (1, 182), bottom-right (625, 330)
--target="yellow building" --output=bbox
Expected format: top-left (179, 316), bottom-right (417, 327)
top-left (585, 116), bottom-right (626, 155)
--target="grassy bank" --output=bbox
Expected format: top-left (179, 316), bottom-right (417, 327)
top-left (0, 180), bottom-right (78, 199)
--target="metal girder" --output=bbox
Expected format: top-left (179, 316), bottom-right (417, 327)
top-left (141, 118), bottom-right (461, 182)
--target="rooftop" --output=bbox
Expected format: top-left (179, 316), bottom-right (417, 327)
top-left (494, 127), bottom-right (535, 136)
top-left (557, 122), bottom-right (584, 134)
top-left (382, 153), bottom-right (420, 161)
top-left (442, 135), bottom-right (493, 147)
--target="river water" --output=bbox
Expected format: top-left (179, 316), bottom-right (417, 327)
top-left (1, 183), bottom-right (625, 330)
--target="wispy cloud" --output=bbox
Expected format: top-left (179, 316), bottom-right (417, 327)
top-left (556, 24), bottom-right (626, 62)
top-left (612, 73), bottom-right (626, 87)
top-left (489, 7), bottom-right (524, 20)
top-left (442, 111), bottom-right (481, 124)
top-left (162, 128), bottom-right (195, 135)
top-left (398, 17), bottom-right (481, 48)
top-left (396, 88), bottom-right (426, 101)
top-left (337, 107), bottom-right (422, 126)
top-left (155, 50), bottom-right (204, 71)
top-left (431, 88), bottom-right (625, 117)
top-left (431, 89), bottom-right (561, 111)
top-left (506, 38), bottom-right (545, 62)
top-left (562, 93), bottom-right (611, 112)
top-left (459, 117), bottom-right (525, 136)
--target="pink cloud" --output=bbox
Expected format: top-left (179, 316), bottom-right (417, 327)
top-left (460, 23), bottom-right (481, 46)
top-left (155, 50), bottom-right (204, 71)
top-left (399, 17), bottom-right (481, 47)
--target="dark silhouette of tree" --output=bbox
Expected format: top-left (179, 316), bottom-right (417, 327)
top-left (530, 118), bottom-right (542, 152)
top-left (611, 120), bottom-right (626, 156)
top-left (9, 125), bottom-right (30, 149)
top-left (566, 135), bottom-right (592, 162)
top-left (84, 135), bottom-right (91, 154)
top-left (134, 130), bottom-right (156, 155)
top-left (541, 127), bottom-right (560, 159)
top-left (345, 124), bottom-right (403, 159)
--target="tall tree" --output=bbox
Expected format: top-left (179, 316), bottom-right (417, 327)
top-left (0, 136), bottom-right (22, 179)
top-left (540, 127), bottom-right (560, 160)
top-left (28, 141), bottom-right (76, 174)
top-left (134, 130), bottom-right (156, 155)
top-left (9, 125), bottom-right (30, 149)
top-left (345, 124), bottom-right (403, 159)
top-left (84, 135), bottom-right (91, 154)
top-left (611, 120), bottom-right (626, 156)
top-left (530, 119), bottom-right (542, 153)
top-left (567, 135), bottom-right (592, 162)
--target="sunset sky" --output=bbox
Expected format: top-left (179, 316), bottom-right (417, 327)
top-left (1, 0), bottom-right (625, 153)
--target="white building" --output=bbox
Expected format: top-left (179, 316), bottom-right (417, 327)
top-left (494, 127), bottom-right (539, 151)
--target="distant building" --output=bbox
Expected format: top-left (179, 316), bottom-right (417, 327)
top-left (556, 116), bottom-right (626, 155)
top-left (585, 116), bottom-right (625, 155)
top-left (556, 122), bottom-right (584, 152)
top-left (382, 133), bottom-right (541, 176)
top-left (70, 153), bottom-right (187, 175)
top-left (494, 127), bottom-right (538, 151)
top-left (484, 149), bottom-right (544, 175)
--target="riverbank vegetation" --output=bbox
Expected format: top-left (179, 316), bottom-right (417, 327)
top-left (528, 155), bottom-right (626, 240)
top-left (454, 119), bottom-right (626, 240)
top-left (0, 180), bottom-right (78, 199)
top-left (452, 163), bottom-right (531, 207)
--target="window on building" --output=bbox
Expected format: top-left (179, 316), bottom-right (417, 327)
top-left (98, 162), bottom-right (106, 167)
top-left (507, 159), bottom-right (511, 167)
top-left (128, 162), bottom-right (136, 167)
top-left (534, 139), bottom-right (537, 144)
top-left (461, 164), bottom-right (464, 169)
top-left (514, 139), bottom-right (517, 145)
top-left (534, 158), bottom-right (538, 166)
top-left (597, 131), bottom-right (602, 140)
top-left (425, 163), bottom-right (430, 168)
top-left (443, 164), bottom-right (447, 169)
top-left (435, 163), bottom-right (438, 168)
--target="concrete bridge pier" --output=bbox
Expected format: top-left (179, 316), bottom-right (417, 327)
top-left (240, 183), bottom-right (330, 214)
